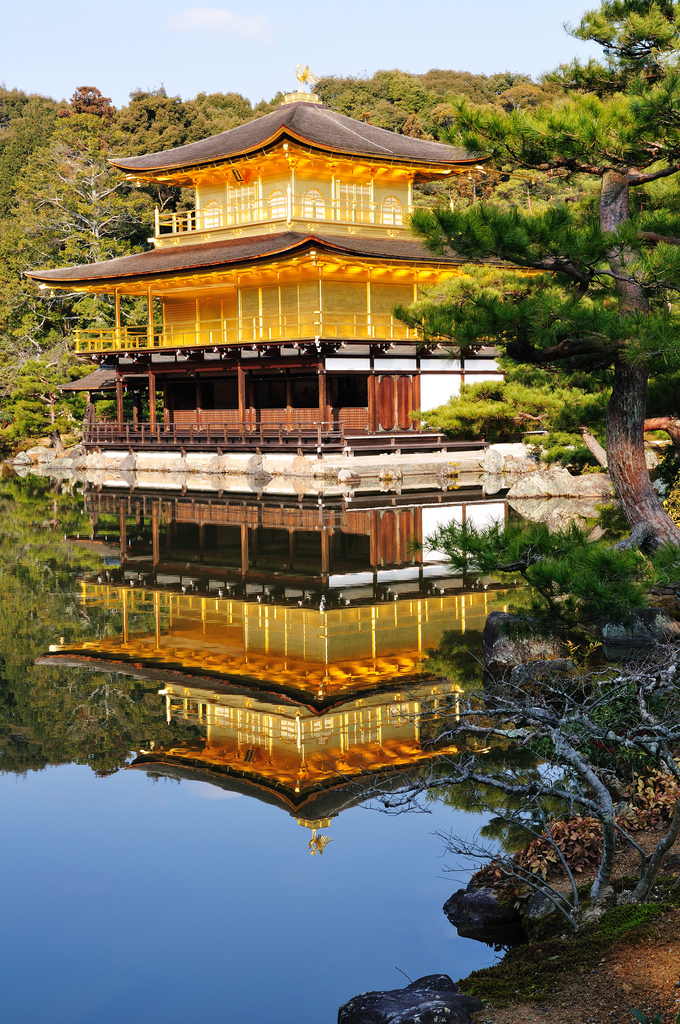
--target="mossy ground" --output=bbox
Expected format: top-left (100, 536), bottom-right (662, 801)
top-left (459, 880), bottom-right (680, 1007)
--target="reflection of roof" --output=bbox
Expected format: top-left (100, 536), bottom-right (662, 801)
top-left (127, 752), bottom-right (436, 820)
top-left (109, 100), bottom-right (477, 175)
top-left (127, 754), bottom-right (372, 819)
top-left (36, 651), bottom-right (434, 713)
top-left (59, 367), bottom-right (117, 391)
top-left (26, 231), bottom-right (466, 286)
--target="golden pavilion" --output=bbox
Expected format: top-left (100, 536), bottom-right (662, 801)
top-left (27, 79), bottom-right (501, 456)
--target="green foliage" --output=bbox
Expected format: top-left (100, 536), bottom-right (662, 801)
top-left (429, 517), bottom-right (652, 642)
top-left (419, 353), bottom-right (609, 461)
top-left (631, 1010), bottom-right (680, 1024)
top-left (0, 476), bottom-right (199, 775)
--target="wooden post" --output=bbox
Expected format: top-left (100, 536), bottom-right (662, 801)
top-left (146, 286), bottom-right (153, 348)
top-left (321, 527), bottom-right (330, 575)
top-left (119, 502), bottom-right (127, 562)
top-left (149, 370), bottom-right (156, 428)
top-left (238, 364), bottom-right (246, 425)
top-left (368, 373), bottom-right (377, 432)
top-left (195, 380), bottom-right (202, 426)
top-left (412, 372), bottom-right (421, 429)
top-left (116, 375), bottom-right (124, 424)
top-left (151, 500), bottom-right (159, 566)
top-left (318, 364), bottom-right (327, 426)
top-left (240, 523), bottom-right (249, 574)
top-left (286, 376), bottom-right (292, 428)
top-left (114, 288), bottom-right (121, 344)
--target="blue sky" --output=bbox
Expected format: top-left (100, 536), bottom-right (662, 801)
top-left (4, 0), bottom-right (598, 108)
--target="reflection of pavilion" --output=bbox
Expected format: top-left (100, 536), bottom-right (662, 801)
top-left (43, 489), bottom-right (508, 846)
top-left (52, 486), bottom-right (508, 704)
top-left (129, 676), bottom-right (464, 845)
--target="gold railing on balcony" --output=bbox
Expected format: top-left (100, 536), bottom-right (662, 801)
top-left (155, 193), bottom-right (411, 236)
top-left (74, 313), bottom-right (418, 353)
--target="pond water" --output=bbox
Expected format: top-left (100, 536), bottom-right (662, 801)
top-left (0, 475), bottom-right (513, 1024)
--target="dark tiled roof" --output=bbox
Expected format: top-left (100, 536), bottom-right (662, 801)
top-left (110, 101), bottom-right (477, 174)
top-left (26, 231), bottom-right (465, 286)
top-left (60, 367), bottom-right (117, 390)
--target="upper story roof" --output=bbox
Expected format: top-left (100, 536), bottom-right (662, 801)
top-left (110, 97), bottom-right (479, 179)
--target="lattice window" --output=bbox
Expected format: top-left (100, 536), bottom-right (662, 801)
top-left (380, 196), bottom-right (402, 226)
top-left (338, 182), bottom-right (371, 220)
top-left (202, 200), bottom-right (221, 229)
top-left (231, 184), bottom-right (257, 214)
top-left (163, 298), bottom-right (196, 325)
top-left (303, 188), bottom-right (325, 219)
top-left (268, 189), bottom-right (286, 218)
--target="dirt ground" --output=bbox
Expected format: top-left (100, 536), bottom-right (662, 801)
top-left (476, 912), bottom-right (680, 1024)
top-left (470, 830), bottom-right (680, 1024)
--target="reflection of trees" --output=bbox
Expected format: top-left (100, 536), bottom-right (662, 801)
top-left (0, 477), bottom-right (199, 775)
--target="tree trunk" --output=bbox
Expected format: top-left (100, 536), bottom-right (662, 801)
top-left (600, 170), bottom-right (680, 547)
top-left (606, 362), bottom-right (680, 547)
top-left (632, 796), bottom-right (680, 901)
top-left (48, 430), bottom-right (64, 456)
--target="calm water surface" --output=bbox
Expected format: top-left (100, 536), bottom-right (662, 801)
top-left (0, 476), bottom-right (510, 1024)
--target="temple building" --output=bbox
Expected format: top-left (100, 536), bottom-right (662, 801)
top-left (28, 83), bottom-right (502, 456)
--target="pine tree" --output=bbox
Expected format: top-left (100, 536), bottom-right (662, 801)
top-left (400, 1), bottom-right (680, 548)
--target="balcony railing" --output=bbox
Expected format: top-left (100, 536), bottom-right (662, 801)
top-left (74, 312), bottom-right (418, 353)
top-left (84, 420), bottom-right (346, 452)
top-left (155, 192), bottom-right (411, 236)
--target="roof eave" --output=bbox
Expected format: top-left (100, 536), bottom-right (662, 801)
top-left (25, 235), bottom-right (466, 290)
top-left (109, 124), bottom-right (485, 181)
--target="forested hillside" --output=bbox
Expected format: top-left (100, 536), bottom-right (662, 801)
top-left (0, 69), bottom-right (557, 446)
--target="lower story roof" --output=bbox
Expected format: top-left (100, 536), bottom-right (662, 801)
top-left (26, 231), bottom-right (465, 289)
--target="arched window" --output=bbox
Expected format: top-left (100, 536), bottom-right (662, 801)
top-left (303, 188), bottom-right (325, 220)
top-left (202, 200), bottom-right (221, 229)
top-left (268, 189), bottom-right (286, 218)
top-left (381, 196), bottom-right (402, 226)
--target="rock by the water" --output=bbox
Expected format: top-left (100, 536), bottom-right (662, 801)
top-left (508, 496), bottom-right (603, 528)
top-left (507, 468), bottom-right (613, 499)
top-left (119, 452), bottom-right (137, 472)
top-left (483, 611), bottom-right (568, 678)
top-left (12, 452), bottom-right (31, 465)
top-left (444, 886), bottom-right (523, 945)
top-left (24, 446), bottom-right (52, 463)
top-left (503, 455), bottom-right (538, 476)
top-left (338, 974), bottom-right (483, 1024)
top-left (481, 448), bottom-right (504, 474)
top-left (603, 608), bottom-right (680, 658)
top-left (338, 468), bottom-right (360, 486)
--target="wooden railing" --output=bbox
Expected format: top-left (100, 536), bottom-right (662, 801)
top-left (83, 420), bottom-right (346, 451)
top-left (74, 312), bottom-right (418, 354)
top-left (155, 192), bottom-right (410, 236)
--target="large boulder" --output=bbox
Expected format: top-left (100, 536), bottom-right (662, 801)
top-left (480, 448), bottom-right (504, 474)
top-left (483, 611), bottom-right (568, 678)
top-left (443, 886), bottom-right (523, 945)
top-left (507, 468), bottom-right (613, 499)
top-left (603, 608), bottom-right (680, 659)
top-left (338, 975), bottom-right (483, 1024)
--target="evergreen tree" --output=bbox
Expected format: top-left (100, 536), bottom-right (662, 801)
top-left (399, 1), bottom-right (680, 548)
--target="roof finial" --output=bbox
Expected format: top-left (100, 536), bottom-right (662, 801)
top-left (295, 64), bottom-right (320, 93)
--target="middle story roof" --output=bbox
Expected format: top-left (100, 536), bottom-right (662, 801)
top-left (26, 230), bottom-right (469, 290)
